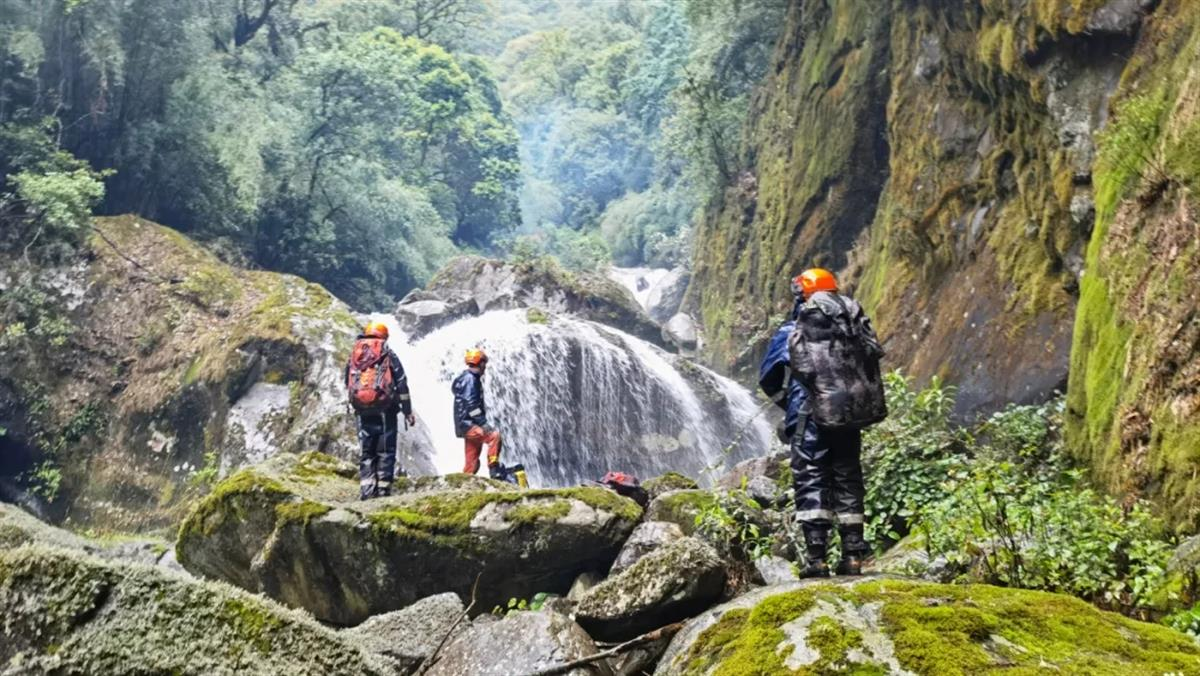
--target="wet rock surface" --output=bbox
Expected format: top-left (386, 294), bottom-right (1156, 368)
top-left (610, 521), bottom-right (686, 575)
top-left (176, 452), bottom-right (642, 625)
top-left (425, 609), bottom-right (610, 676)
top-left (341, 592), bottom-right (464, 673)
top-left (576, 536), bottom-right (727, 642)
top-left (646, 268), bottom-right (691, 324)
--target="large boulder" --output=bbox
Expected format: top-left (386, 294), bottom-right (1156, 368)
top-left (395, 256), bottom-right (662, 345)
top-left (645, 268), bottom-right (690, 324)
top-left (0, 215), bottom-right (436, 530)
top-left (645, 490), bottom-right (716, 536)
top-left (662, 313), bottom-right (699, 354)
top-left (655, 578), bottom-right (1200, 675)
top-left (716, 452), bottom-right (791, 507)
top-left (341, 592), bottom-right (464, 673)
top-left (576, 536), bottom-right (727, 642)
top-left (643, 472), bottom-right (700, 500)
top-left (0, 544), bottom-right (389, 675)
top-left (610, 521), bottom-right (686, 575)
top-left (425, 609), bottom-right (610, 676)
top-left (0, 502), bottom-right (180, 572)
top-left (176, 452), bottom-right (643, 625)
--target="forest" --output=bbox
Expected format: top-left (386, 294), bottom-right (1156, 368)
top-left (0, 0), bottom-right (785, 308)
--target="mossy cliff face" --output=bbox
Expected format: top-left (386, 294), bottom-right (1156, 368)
top-left (1067, 0), bottom-right (1200, 529)
top-left (0, 544), bottom-right (389, 675)
top-left (0, 215), bottom-right (383, 531)
top-left (654, 578), bottom-right (1200, 675)
top-left (176, 452), bottom-right (643, 626)
top-left (690, 0), bottom-right (1148, 415)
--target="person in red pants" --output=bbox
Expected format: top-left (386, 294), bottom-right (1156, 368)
top-left (452, 348), bottom-right (504, 478)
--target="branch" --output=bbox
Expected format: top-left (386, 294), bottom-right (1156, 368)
top-left (414, 574), bottom-right (480, 676)
top-left (521, 621), bottom-right (685, 676)
top-left (90, 225), bottom-right (183, 285)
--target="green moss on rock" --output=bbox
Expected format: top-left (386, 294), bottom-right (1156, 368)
top-left (668, 580), bottom-right (1200, 675)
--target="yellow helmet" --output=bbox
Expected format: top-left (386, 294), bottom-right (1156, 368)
top-left (363, 321), bottom-right (389, 339)
top-left (465, 348), bottom-right (488, 366)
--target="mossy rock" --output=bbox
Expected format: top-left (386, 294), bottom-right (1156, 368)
top-left (644, 472), bottom-right (701, 499)
top-left (655, 578), bottom-right (1200, 675)
top-left (577, 536), bottom-right (727, 642)
top-left (646, 489), bottom-right (718, 536)
top-left (177, 452), bottom-right (642, 625)
top-left (0, 544), bottom-right (388, 674)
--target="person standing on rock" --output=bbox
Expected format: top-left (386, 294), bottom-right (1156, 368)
top-left (758, 268), bottom-right (887, 578)
top-left (453, 348), bottom-right (504, 479)
top-left (345, 321), bottom-right (415, 500)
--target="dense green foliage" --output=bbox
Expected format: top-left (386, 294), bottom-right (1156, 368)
top-left (490, 0), bottom-right (786, 269)
top-left (0, 0), bottom-right (520, 307)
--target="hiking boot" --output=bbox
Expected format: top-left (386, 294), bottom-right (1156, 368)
top-left (835, 554), bottom-right (863, 576)
top-left (488, 464), bottom-right (505, 481)
top-left (800, 558), bottom-right (831, 578)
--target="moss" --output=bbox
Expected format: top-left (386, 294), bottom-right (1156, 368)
top-left (274, 500), bottom-right (331, 528)
top-left (643, 472), bottom-right (700, 496)
top-left (292, 451), bottom-right (357, 481)
top-left (525, 307), bottom-right (550, 324)
top-left (178, 469), bottom-right (289, 541)
top-left (220, 597), bottom-right (286, 654)
top-left (677, 581), bottom-right (1200, 675)
top-left (504, 499), bottom-right (571, 525)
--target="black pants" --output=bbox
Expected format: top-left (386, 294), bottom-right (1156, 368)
top-left (790, 419), bottom-right (868, 553)
top-left (357, 411), bottom-right (398, 499)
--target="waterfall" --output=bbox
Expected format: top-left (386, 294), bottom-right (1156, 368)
top-left (370, 309), bottom-right (773, 487)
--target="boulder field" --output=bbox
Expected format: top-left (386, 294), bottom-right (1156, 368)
top-left (175, 452), bottom-right (643, 625)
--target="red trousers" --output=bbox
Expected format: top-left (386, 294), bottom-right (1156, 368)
top-left (463, 426), bottom-right (502, 474)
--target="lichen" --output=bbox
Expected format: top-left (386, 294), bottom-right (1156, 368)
top-left (644, 472), bottom-right (700, 496)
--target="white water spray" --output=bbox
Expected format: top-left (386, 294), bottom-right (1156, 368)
top-left (367, 309), bottom-right (772, 487)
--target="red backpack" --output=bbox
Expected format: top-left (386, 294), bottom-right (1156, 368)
top-left (347, 337), bottom-right (396, 412)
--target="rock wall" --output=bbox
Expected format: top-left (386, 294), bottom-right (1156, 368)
top-left (691, 0), bottom-right (1149, 415)
top-left (692, 0), bottom-right (1200, 525)
top-left (0, 216), bottom-right (425, 531)
top-left (1067, 0), bottom-right (1200, 529)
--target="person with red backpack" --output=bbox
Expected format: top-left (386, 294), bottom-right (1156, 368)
top-left (452, 348), bottom-right (503, 479)
top-left (345, 321), bottom-right (415, 500)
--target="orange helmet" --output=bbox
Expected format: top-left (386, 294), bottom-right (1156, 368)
top-left (363, 321), bottom-right (389, 339)
top-left (792, 268), bottom-right (838, 299)
top-left (465, 348), bottom-right (488, 367)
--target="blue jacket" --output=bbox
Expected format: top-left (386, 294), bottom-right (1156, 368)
top-left (758, 321), bottom-right (809, 439)
top-left (452, 370), bottom-right (487, 438)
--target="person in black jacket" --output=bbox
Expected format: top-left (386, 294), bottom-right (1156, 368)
top-left (345, 321), bottom-right (414, 500)
top-left (452, 348), bottom-right (503, 479)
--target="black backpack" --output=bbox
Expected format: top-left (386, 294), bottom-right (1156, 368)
top-left (788, 291), bottom-right (887, 429)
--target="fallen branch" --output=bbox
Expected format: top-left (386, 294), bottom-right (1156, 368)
top-left (90, 225), bottom-right (182, 285)
top-left (521, 621), bottom-right (685, 676)
top-left (414, 574), bottom-right (480, 676)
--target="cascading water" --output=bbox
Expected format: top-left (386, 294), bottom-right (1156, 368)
top-left (370, 309), bottom-right (773, 487)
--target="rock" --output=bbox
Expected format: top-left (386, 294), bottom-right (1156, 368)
top-left (645, 269), bottom-right (690, 324)
top-left (0, 544), bottom-right (389, 675)
top-left (716, 453), bottom-right (791, 507)
top-left (642, 472), bottom-right (700, 499)
top-left (1085, 0), bottom-right (1150, 34)
top-left (0, 215), bottom-right (420, 532)
top-left (610, 521), bottom-right (686, 575)
top-left (1169, 534), bottom-right (1200, 574)
top-left (397, 256), bottom-right (662, 345)
top-left (341, 592), bottom-right (464, 673)
top-left (576, 536), bottom-right (727, 642)
top-left (176, 452), bottom-right (642, 625)
top-left (425, 609), bottom-right (611, 676)
top-left (645, 490), bottom-right (715, 536)
top-left (568, 571), bottom-right (602, 602)
top-left (662, 313), bottom-right (699, 353)
top-left (654, 578), bottom-right (1200, 675)
top-left (754, 555), bottom-right (798, 585)
top-left (913, 33), bottom-right (943, 82)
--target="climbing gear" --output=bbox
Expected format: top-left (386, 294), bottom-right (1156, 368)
top-left (788, 291), bottom-right (887, 429)
top-left (347, 337), bottom-right (397, 412)
top-left (598, 471), bottom-right (650, 507)
top-left (464, 348), bottom-right (488, 367)
top-left (363, 321), bottom-right (389, 340)
top-left (791, 268), bottom-right (838, 299)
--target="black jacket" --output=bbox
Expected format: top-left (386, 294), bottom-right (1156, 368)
top-left (344, 338), bottom-right (413, 416)
top-left (451, 369), bottom-right (487, 438)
